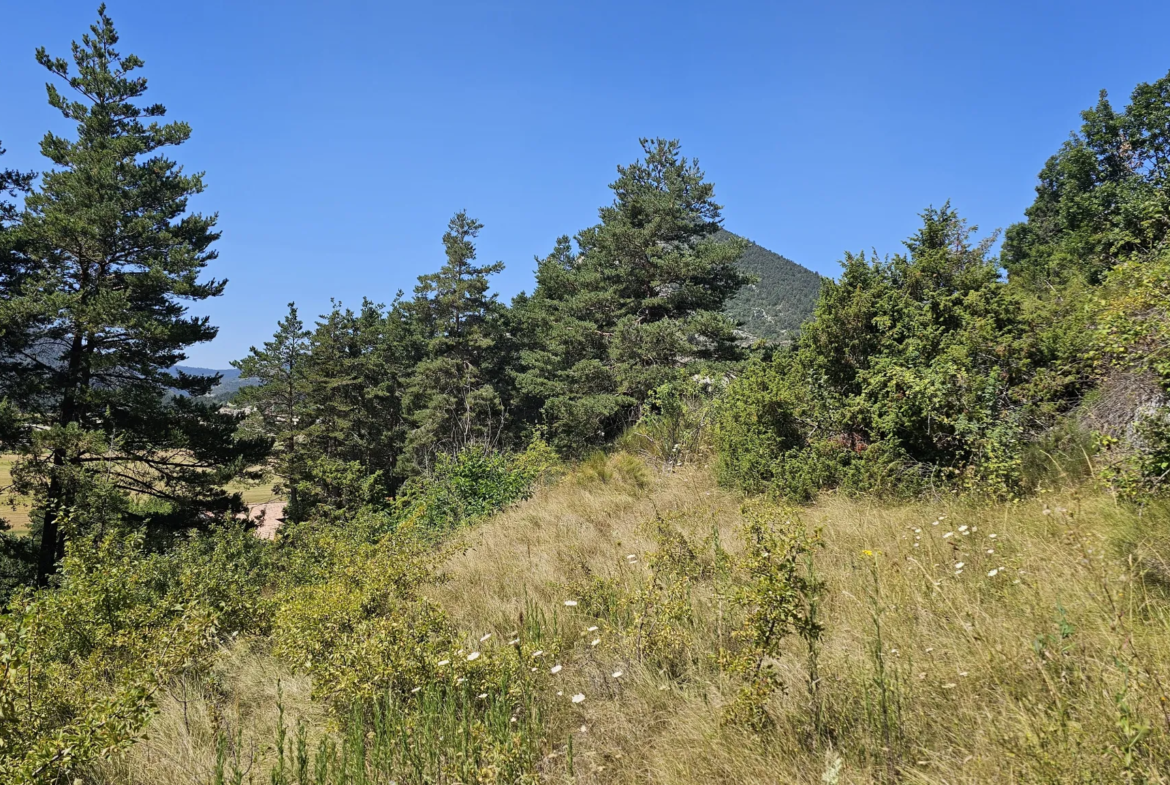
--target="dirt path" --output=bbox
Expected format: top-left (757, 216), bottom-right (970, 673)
top-left (248, 501), bottom-right (287, 539)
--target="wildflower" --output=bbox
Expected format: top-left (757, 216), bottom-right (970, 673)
top-left (988, 568), bottom-right (999, 577)
top-left (564, 600), bottom-right (578, 607)
top-left (572, 693), bottom-right (585, 704)
top-left (612, 670), bottom-right (623, 678)
top-left (986, 549), bottom-right (994, 555)
top-left (531, 650), bottom-right (544, 658)
top-left (510, 717), bottom-right (517, 723)
top-left (437, 659), bottom-right (451, 667)
top-left (862, 549), bottom-right (873, 557)
top-left (480, 633), bottom-right (492, 642)
top-left (456, 677), bottom-right (466, 685)
top-left (590, 638), bottom-right (601, 647)
top-left (467, 652), bottom-right (481, 661)
top-left (551, 664), bottom-right (563, 674)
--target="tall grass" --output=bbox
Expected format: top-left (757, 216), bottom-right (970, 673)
top-left (99, 453), bottom-right (1170, 783)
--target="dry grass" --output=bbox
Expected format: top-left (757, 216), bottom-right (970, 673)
top-left (92, 639), bottom-right (318, 785)
top-left (0, 454), bottom-right (32, 533)
top-left (431, 457), bottom-right (1170, 783)
top-left (105, 454), bottom-right (1170, 783)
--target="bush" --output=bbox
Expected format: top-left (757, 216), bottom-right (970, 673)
top-left (0, 516), bottom-right (268, 782)
top-left (395, 441), bottom-right (558, 535)
top-left (1094, 248), bottom-right (1170, 497)
top-left (715, 205), bottom-right (1088, 502)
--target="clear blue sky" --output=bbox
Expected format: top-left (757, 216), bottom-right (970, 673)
top-left (3, 1), bottom-right (1169, 367)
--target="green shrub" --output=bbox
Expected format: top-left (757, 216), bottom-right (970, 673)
top-left (715, 205), bottom-right (1088, 502)
top-left (0, 516), bottom-right (265, 782)
top-left (395, 441), bottom-right (558, 535)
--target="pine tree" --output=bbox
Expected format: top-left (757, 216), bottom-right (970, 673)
top-left (232, 303), bottom-right (309, 519)
top-left (401, 212), bottom-right (511, 473)
top-left (0, 7), bottom-right (266, 582)
top-left (0, 141), bottom-right (35, 448)
top-left (515, 139), bottom-right (748, 452)
top-left (295, 298), bottom-right (412, 511)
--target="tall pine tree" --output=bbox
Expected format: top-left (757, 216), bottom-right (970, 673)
top-left (515, 139), bottom-right (748, 452)
top-left (0, 7), bottom-right (266, 582)
top-left (0, 141), bottom-right (35, 448)
top-left (401, 212), bottom-right (512, 473)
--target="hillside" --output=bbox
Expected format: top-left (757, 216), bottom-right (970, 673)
top-left (721, 230), bottom-right (822, 343)
top-left (172, 365), bottom-right (256, 403)
top-left (94, 454), bottom-right (1170, 784)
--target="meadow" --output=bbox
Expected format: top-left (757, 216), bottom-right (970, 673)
top-left (91, 453), bottom-right (1170, 784)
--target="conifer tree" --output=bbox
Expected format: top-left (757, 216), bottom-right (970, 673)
top-left (0, 141), bottom-right (35, 447)
top-left (295, 299), bottom-right (413, 510)
top-left (401, 212), bottom-right (511, 473)
top-left (515, 139), bottom-right (748, 451)
top-left (232, 303), bottom-right (309, 519)
top-left (0, 7), bottom-right (266, 582)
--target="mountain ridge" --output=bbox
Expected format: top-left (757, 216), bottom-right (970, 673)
top-left (721, 229), bottom-right (822, 343)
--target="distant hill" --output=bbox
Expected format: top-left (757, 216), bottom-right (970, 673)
top-left (171, 366), bottom-right (256, 403)
top-left (720, 230), bottom-right (822, 344)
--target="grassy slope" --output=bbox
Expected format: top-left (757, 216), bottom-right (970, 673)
top-left (105, 458), bottom-right (1170, 784)
top-left (435, 464), bottom-right (1170, 783)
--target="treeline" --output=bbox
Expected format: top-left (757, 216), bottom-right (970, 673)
top-left (0, 7), bottom-right (750, 584)
top-left (230, 144), bottom-right (748, 522)
top-left (232, 132), bottom-right (841, 527)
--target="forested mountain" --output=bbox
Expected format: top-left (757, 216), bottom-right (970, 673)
top-left (720, 230), bottom-right (822, 342)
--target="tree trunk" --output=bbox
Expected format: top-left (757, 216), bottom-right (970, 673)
top-left (35, 330), bottom-right (84, 586)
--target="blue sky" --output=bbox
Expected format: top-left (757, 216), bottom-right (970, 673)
top-left (3, 0), bottom-right (1169, 367)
